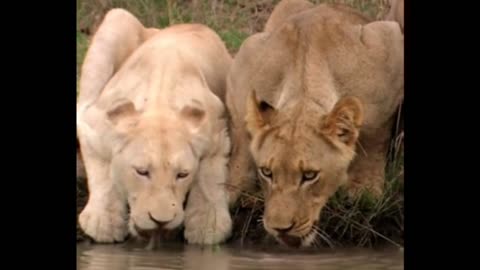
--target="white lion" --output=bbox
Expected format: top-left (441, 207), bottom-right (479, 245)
top-left (76, 9), bottom-right (233, 245)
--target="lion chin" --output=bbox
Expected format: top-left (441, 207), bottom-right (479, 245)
top-left (274, 230), bottom-right (317, 248)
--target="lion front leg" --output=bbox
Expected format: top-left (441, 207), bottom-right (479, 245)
top-left (78, 143), bottom-right (128, 243)
top-left (346, 151), bottom-right (386, 198)
top-left (225, 126), bottom-right (257, 207)
top-left (184, 150), bottom-right (232, 245)
top-left (346, 126), bottom-right (392, 199)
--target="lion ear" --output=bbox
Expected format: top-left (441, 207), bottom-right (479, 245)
top-left (320, 96), bottom-right (364, 147)
top-left (245, 90), bottom-right (276, 135)
top-left (106, 99), bottom-right (140, 132)
top-left (180, 103), bottom-right (206, 133)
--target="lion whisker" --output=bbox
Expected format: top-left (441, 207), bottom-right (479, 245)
top-left (312, 225), bottom-right (334, 248)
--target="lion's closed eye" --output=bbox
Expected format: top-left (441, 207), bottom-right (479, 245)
top-left (176, 171), bottom-right (189, 180)
top-left (134, 166), bottom-right (150, 178)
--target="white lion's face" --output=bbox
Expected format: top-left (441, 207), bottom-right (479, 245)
top-left (111, 126), bottom-right (200, 237)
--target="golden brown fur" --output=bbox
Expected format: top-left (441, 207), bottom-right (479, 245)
top-left (225, 0), bottom-right (403, 247)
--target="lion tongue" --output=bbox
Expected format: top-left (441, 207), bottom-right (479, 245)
top-left (279, 234), bottom-right (301, 247)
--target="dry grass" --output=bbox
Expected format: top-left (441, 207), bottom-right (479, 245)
top-left (76, 0), bottom-right (403, 248)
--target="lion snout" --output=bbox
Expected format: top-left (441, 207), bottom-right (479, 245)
top-left (148, 212), bottom-right (174, 228)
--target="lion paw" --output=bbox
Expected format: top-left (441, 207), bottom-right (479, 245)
top-left (184, 205), bottom-right (232, 245)
top-left (78, 201), bottom-right (128, 243)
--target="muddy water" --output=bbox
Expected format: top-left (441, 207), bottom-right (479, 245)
top-left (77, 242), bottom-right (403, 270)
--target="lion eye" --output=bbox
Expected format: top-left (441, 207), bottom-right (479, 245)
top-left (259, 167), bottom-right (273, 179)
top-left (135, 168), bottom-right (150, 178)
top-left (302, 171), bottom-right (318, 183)
top-left (177, 171), bottom-right (189, 180)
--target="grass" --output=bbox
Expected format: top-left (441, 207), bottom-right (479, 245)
top-left (76, 0), bottom-right (403, 248)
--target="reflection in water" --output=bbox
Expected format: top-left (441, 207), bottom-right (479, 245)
top-left (77, 241), bottom-right (403, 270)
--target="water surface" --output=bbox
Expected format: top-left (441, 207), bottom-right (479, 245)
top-left (77, 242), bottom-right (403, 270)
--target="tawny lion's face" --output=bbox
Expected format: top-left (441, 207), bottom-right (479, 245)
top-left (246, 93), bottom-right (364, 247)
top-left (252, 133), bottom-right (351, 247)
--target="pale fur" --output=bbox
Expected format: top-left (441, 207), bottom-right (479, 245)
top-left (385, 0), bottom-right (404, 32)
top-left (225, 0), bottom-right (403, 247)
top-left (77, 9), bottom-right (232, 245)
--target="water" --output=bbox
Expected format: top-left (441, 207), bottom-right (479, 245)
top-left (77, 241), bottom-right (404, 270)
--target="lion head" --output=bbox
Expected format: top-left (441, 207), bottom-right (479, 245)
top-left (246, 90), bottom-right (363, 247)
top-left (106, 99), bottom-right (209, 238)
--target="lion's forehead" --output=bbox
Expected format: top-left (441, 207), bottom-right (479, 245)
top-left (261, 118), bottom-right (327, 149)
top-left (128, 130), bottom-right (195, 166)
top-left (255, 123), bottom-right (344, 173)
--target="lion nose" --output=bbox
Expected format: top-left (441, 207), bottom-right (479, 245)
top-left (272, 222), bottom-right (295, 235)
top-left (148, 212), bottom-right (173, 228)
